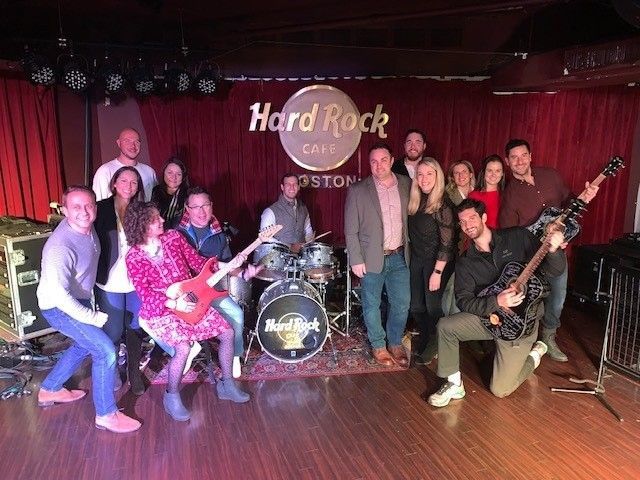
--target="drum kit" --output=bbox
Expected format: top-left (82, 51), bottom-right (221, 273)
top-left (245, 237), bottom-right (356, 364)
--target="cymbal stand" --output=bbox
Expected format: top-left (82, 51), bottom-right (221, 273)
top-left (550, 268), bottom-right (622, 421)
top-left (325, 250), bottom-right (360, 337)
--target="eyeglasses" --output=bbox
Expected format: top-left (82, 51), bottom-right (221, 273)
top-left (187, 202), bottom-right (212, 211)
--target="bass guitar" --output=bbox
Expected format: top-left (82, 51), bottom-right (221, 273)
top-left (167, 224), bottom-right (282, 325)
top-left (527, 156), bottom-right (624, 241)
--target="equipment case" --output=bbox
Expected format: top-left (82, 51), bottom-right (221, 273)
top-left (0, 218), bottom-right (54, 340)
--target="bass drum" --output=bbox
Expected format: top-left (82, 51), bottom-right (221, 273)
top-left (257, 280), bottom-right (328, 363)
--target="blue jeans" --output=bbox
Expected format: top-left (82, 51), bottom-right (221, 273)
top-left (542, 266), bottom-right (568, 331)
top-left (360, 252), bottom-right (410, 349)
top-left (40, 300), bottom-right (117, 416)
top-left (94, 287), bottom-right (141, 343)
top-left (211, 295), bottom-right (244, 356)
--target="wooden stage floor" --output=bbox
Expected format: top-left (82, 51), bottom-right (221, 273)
top-left (1, 299), bottom-right (639, 480)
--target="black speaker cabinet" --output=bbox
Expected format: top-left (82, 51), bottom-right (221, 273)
top-left (572, 242), bottom-right (640, 306)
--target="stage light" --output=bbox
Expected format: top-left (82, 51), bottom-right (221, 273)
top-left (129, 62), bottom-right (155, 96)
top-left (61, 56), bottom-right (91, 92)
top-left (195, 64), bottom-right (218, 95)
top-left (22, 51), bottom-right (56, 86)
top-left (163, 64), bottom-right (192, 93)
top-left (98, 57), bottom-right (126, 94)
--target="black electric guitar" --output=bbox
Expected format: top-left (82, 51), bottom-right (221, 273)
top-left (478, 199), bottom-right (587, 341)
top-left (527, 156), bottom-right (624, 241)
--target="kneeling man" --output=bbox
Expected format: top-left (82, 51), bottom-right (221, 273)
top-left (428, 198), bottom-right (565, 407)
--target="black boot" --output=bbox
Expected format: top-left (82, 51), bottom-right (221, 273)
top-left (411, 312), bottom-right (430, 356)
top-left (126, 328), bottom-right (145, 396)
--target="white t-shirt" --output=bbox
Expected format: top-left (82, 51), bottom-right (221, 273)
top-left (92, 158), bottom-right (157, 201)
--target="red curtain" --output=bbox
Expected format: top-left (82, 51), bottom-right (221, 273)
top-left (138, 79), bottom-right (639, 250)
top-left (0, 76), bottom-right (64, 221)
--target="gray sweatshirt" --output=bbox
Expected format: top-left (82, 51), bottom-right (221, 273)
top-left (37, 218), bottom-right (102, 325)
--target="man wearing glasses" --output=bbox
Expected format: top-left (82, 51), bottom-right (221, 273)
top-left (177, 186), bottom-right (261, 377)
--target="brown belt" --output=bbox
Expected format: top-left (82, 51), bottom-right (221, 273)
top-left (383, 245), bottom-right (404, 256)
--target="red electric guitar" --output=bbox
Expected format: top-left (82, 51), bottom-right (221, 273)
top-left (167, 224), bottom-right (282, 325)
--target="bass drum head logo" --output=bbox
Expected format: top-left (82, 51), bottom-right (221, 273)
top-left (279, 85), bottom-right (362, 172)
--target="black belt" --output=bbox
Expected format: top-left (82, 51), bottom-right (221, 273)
top-left (383, 246), bottom-right (404, 256)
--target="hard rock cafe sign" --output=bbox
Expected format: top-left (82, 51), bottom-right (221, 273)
top-left (249, 85), bottom-right (389, 172)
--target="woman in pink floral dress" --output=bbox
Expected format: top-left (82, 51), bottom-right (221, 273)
top-left (124, 201), bottom-right (250, 422)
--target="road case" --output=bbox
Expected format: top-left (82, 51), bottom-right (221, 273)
top-left (0, 217), bottom-right (54, 340)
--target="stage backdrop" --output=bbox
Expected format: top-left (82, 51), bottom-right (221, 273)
top-left (138, 78), bottom-right (639, 251)
top-left (0, 76), bottom-right (63, 221)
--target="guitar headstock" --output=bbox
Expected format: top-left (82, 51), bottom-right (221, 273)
top-left (564, 198), bottom-right (587, 222)
top-left (602, 156), bottom-right (624, 177)
top-left (259, 224), bottom-right (283, 242)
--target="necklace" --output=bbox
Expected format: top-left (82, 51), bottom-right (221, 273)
top-left (142, 239), bottom-right (162, 258)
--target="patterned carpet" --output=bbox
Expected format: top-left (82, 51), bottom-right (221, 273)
top-left (146, 327), bottom-right (408, 383)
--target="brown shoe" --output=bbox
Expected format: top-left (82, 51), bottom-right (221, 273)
top-left (95, 411), bottom-right (142, 434)
top-left (38, 387), bottom-right (86, 407)
top-left (388, 345), bottom-right (409, 367)
top-left (372, 347), bottom-right (394, 366)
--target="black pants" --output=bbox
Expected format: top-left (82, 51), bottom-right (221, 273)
top-left (409, 257), bottom-right (454, 354)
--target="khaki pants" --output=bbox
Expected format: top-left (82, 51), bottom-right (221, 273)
top-left (436, 312), bottom-right (538, 398)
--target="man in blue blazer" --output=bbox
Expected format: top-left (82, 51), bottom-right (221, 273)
top-left (345, 142), bottom-right (411, 367)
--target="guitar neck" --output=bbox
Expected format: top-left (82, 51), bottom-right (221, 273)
top-left (514, 242), bottom-right (551, 288)
top-left (205, 237), bottom-right (264, 288)
top-left (576, 172), bottom-right (606, 204)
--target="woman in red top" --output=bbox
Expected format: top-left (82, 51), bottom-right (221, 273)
top-left (124, 202), bottom-right (250, 422)
top-left (468, 154), bottom-right (505, 229)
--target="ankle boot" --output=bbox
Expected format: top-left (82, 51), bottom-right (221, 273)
top-left (163, 390), bottom-right (191, 421)
top-left (126, 328), bottom-right (145, 396)
top-left (541, 328), bottom-right (568, 362)
top-left (216, 378), bottom-right (250, 403)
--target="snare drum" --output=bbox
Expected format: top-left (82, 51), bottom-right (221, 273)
top-left (300, 242), bottom-right (336, 283)
top-left (257, 280), bottom-right (328, 362)
top-left (253, 241), bottom-right (295, 282)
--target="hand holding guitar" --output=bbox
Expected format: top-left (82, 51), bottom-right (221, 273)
top-left (223, 252), bottom-right (247, 270)
top-left (497, 286), bottom-right (525, 309)
top-left (166, 294), bottom-right (196, 313)
top-left (577, 181), bottom-right (599, 204)
top-left (546, 230), bottom-right (566, 253)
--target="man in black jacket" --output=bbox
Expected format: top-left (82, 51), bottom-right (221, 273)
top-left (428, 198), bottom-right (566, 407)
top-left (392, 128), bottom-right (430, 180)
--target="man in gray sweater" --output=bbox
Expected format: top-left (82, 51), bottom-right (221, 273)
top-left (37, 185), bottom-right (140, 433)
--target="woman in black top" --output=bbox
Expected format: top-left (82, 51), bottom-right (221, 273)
top-left (94, 166), bottom-right (146, 394)
top-left (408, 159), bottom-right (455, 364)
top-left (151, 157), bottom-right (189, 228)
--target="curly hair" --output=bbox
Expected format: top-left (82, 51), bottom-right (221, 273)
top-left (123, 201), bottom-right (159, 246)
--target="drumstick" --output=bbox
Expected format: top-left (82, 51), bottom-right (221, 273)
top-left (305, 231), bottom-right (332, 245)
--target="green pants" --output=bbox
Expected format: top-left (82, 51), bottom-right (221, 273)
top-left (436, 312), bottom-right (538, 398)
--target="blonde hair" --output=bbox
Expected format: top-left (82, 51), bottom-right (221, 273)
top-left (446, 160), bottom-right (476, 192)
top-left (408, 159), bottom-right (446, 215)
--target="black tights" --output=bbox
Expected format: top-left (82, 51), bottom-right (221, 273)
top-left (166, 327), bottom-right (235, 393)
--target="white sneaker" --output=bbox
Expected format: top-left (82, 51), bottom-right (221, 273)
top-left (182, 342), bottom-right (202, 375)
top-left (232, 356), bottom-right (242, 378)
top-left (428, 381), bottom-right (466, 407)
top-left (529, 341), bottom-right (548, 369)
